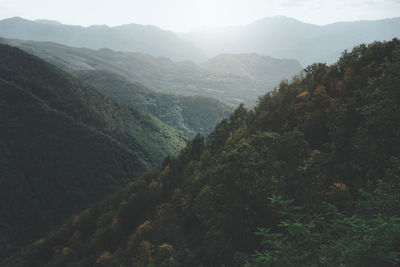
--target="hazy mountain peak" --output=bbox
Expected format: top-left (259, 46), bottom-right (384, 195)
top-left (116, 22), bottom-right (160, 30)
top-left (324, 16), bottom-right (400, 26)
top-left (250, 15), bottom-right (319, 28)
top-left (0, 16), bottom-right (206, 62)
top-left (182, 16), bottom-right (400, 65)
top-left (3, 16), bottom-right (28, 22)
top-left (87, 24), bottom-right (109, 29)
top-left (262, 15), bottom-right (302, 22)
top-left (35, 19), bottom-right (62, 25)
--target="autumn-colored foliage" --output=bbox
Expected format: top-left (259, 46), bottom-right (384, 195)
top-left (2, 39), bottom-right (400, 267)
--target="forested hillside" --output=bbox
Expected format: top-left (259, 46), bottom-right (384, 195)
top-left (75, 70), bottom-right (233, 136)
top-left (0, 38), bottom-right (302, 105)
top-left (3, 39), bottom-right (399, 266)
top-left (0, 45), bottom-right (185, 259)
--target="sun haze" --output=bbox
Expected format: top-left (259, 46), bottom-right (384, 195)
top-left (0, 0), bottom-right (399, 31)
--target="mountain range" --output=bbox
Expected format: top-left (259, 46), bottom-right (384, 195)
top-left (2, 38), bottom-right (399, 266)
top-left (0, 14), bottom-right (399, 266)
top-left (0, 17), bottom-right (205, 62)
top-left (181, 16), bottom-right (400, 65)
top-left (0, 38), bottom-right (302, 106)
top-left (0, 16), bottom-right (398, 67)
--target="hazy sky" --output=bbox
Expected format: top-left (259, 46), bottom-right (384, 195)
top-left (0, 0), bottom-right (399, 31)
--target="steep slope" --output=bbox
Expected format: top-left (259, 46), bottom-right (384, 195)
top-left (0, 17), bottom-right (205, 62)
top-left (0, 44), bottom-right (185, 258)
top-left (182, 16), bottom-right (400, 65)
top-left (0, 38), bottom-right (302, 105)
top-left (3, 39), bottom-right (399, 266)
top-left (201, 53), bottom-right (301, 90)
top-left (76, 70), bottom-right (233, 136)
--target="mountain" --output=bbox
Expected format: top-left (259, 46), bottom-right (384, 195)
top-left (0, 38), bottom-right (302, 105)
top-left (0, 17), bottom-right (205, 62)
top-left (181, 16), bottom-right (400, 65)
top-left (0, 44), bottom-right (186, 258)
top-left (2, 15), bottom-right (398, 67)
top-left (201, 53), bottom-right (302, 91)
top-left (3, 39), bottom-right (399, 266)
top-left (76, 70), bottom-right (233, 136)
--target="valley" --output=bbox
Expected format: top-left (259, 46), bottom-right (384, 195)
top-left (0, 10), bottom-right (399, 266)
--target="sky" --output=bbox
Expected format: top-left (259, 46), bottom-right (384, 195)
top-left (0, 0), bottom-right (399, 32)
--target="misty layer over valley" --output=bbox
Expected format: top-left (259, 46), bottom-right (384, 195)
top-left (0, 3), bottom-right (399, 266)
top-left (1, 16), bottom-right (398, 105)
top-left (181, 16), bottom-right (400, 66)
top-left (0, 37), bottom-right (301, 106)
top-left (1, 16), bottom-right (399, 66)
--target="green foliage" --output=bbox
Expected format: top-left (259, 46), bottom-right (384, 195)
top-left (2, 39), bottom-right (400, 267)
top-left (76, 70), bottom-right (233, 137)
top-left (246, 172), bottom-right (400, 266)
top-left (0, 44), bottom-right (185, 258)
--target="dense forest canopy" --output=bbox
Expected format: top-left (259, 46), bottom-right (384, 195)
top-left (75, 70), bottom-right (233, 136)
top-left (2, 39), bottom-right (399, 266)
top-left (0, 44), bottom-right (186, 259)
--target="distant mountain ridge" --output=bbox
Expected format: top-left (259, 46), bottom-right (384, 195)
top-left (181, 16), bottom-right (400, 65)
top-left (1, 16), bottom-right (399, 66)
top-left (201, 53), bottom-right (301, 90)
top-left (0, 38), bottom-right (302, 105)
top-left (0, 17), bottom-right (205, 62)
